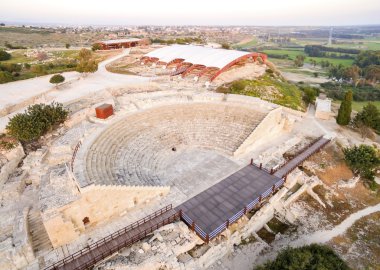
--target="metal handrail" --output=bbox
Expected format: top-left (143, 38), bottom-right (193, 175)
top-left (273, 136), bottom-right (324, 174)
top-left (45, 205), bottom-right (174, 270)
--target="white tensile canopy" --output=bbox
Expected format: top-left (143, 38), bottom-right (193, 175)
top-left (144, 44), bottom-right (251, 69)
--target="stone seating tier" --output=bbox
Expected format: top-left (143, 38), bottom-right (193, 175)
top-left (83, 103), bottom-right (268, 186)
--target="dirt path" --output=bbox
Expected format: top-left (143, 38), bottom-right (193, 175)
top-left (292, 203), bottom-right (380, 246)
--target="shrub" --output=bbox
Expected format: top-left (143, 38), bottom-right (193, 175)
top-left (301, 86), bottom-right (318, 104)
top-left (0, 134), bottom-right (17, 150)
top-left (0, 71), bottom-right (13, 83)
top-left (30, 65), bottom-right (47, 75)
top-left (0, 63), bottom-right (22, 73)
top-left (255, 244), bottom-right (350, 270)
top-left (221, 43), bottom-right (231, 50)
top-left (49, 74), bottom-right (65, 85)
top-left (77, 49), bottom-right (98, 73)
top-left (343, 144), bottom-right (380, 189)
top-left (91, 43), bottom-right (102, 51)
top-left (6, 103), bottom-right (69, 142)
top-left (0, 50), bottom-right (11, 61)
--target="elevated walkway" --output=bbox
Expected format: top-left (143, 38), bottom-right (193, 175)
top-left (274, 136), bottom-right (330, 178)
top-left (45, 205), bottom-right (178, 270)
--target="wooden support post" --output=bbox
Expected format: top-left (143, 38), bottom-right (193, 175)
top-left (206, 234), bottom-right (209, 244)
top-left (260, 163), bottom-right (262, 169)
top-left (250, 158), bottom-right (253, 165)
top-left (284, 175), bottom-right (287, 183)
top-left (244, 206), bottom-right (247, 214)
top-left (259, 195), bottom-right (262, 202)
top-left (272, 184), bottom-right (275, 193)
top-left (191, 221), bottom-right (195, 232)
top-left (270, 168), bottom-right (273, 174)
top-left (226, 220), bottom-right (230, 228)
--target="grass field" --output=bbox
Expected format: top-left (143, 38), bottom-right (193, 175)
top-left (333, 101), bottom-right (380, 112)
top-left (234, 38), bottom-right (259, 49)
top-left (262, 48), bottom-right (354, 67)
top-left (216, 73), bottom-right (305, 111)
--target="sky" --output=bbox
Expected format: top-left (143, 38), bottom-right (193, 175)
top-left (1, 0), bottom-right (380, 26)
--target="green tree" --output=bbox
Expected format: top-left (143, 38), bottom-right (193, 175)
top-left (364, 65), bottom-right (380, 85)
top-left (76, 48), bottom-right (98, 74)
top-left (343, 65), bottom-right (361, 86)
top-left (0, 50), bottom-right (11, 61)
top-left (221, 43), bottom-right (231, 50)
top-left (49, 74), bottom-right (65, 86)
top-left (354, 103), bottom-right (380, 133)
top-left (65, 43), bottom-right (70, 49)
top-left (328, 64), bottom-right (345, 80)
top-left (255, 244), bottom-right (351, 270)
top-left (92, 43), bottom-right (102, 51)
top-left (336, 90), bottom-right (352, 125)
top-left (354, 50), bottom-right (380, 68)
top-left (6, 103), bottom-right (68, 142)
top-left (294, 55), bottom-right (305, 67)
top-left (343, 145), bottom-right (380, 189)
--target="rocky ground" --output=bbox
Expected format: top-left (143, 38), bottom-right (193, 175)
top-left (209, 142), bottom-right (380, 270)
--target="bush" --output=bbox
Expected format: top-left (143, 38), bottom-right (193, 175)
top-left (6, 103), bottom-right (69, 142)
top-left (77, 49), bottom-right (98, 73)
top-left (0, 134), bottom-right (17, 150)
top-left (221, 43), bottom-right (231, 50)
top-left (301, 86), bottom-right (318, 104)
top-left (343, 144), bottom-right (380, 188)
top-left (0, 50), bottom-right (11, 61)
top-left (255, 244), bottom-right (350, 270)
top-left (30, 65), bottom-right (47, 75)
top-left (92, 43), bottom-right (102, 51)
top-left (0, 71), bottom-right (13, 83)
top-left (0, 63), bottom-right (22, 73)
top-left (49, 74), bottom-right (65, 85)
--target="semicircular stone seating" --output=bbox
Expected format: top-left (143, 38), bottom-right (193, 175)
top-left (84, 103), bottom-right (268, 186)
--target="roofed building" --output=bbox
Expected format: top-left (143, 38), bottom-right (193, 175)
top-left (96, 38), bottom-right (149, 50)
top-left (141, 45), bottom-right (267, 81)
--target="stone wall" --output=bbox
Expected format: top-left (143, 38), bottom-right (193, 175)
top-left (234, 107), bottom-right (287, 156)
top-left (0, 144), bottom-right (25, 185)
top-left (43, 184), bottom-right (170, 247)
top-left (96, 170), bottom-right (323, 270)
top-left (0, 208), bottom-right (35, 270)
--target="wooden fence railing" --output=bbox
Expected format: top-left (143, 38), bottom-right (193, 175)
top-left (45, 205), bottom-right (177, 270)
top-left (70, 141), bottom-right (82, 172)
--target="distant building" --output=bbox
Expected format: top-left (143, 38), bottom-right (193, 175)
top-left (315, 94), bottom-right (331, 120)
top-left (96, 38), bottom-right (149, 50)
top-left (141, 44), bottom-right (267, 81)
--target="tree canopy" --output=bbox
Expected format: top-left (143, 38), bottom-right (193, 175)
top-left (76, 48), bottom-right (98, 74)
top-left (336, 90), bottom-right (352, 125)
top-left (344, 144), bottom-right (380, 189)
top-left (354, 103), bottom-right (380, 133)
top-left (354, 50), bottom-right (380, 68)
top-left (6, 103), bottom-right (68, 142)
top-left (255, 244), bottom-right (351, 270)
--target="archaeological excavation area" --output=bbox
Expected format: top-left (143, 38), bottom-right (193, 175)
top-left (0, 46), bottom-right (346, 270)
